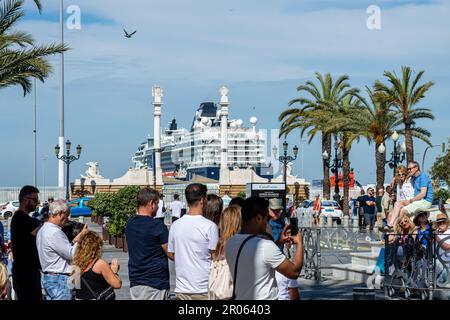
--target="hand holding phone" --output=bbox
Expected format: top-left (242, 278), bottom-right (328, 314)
top-left (290, 217), bottom-right (299, 236)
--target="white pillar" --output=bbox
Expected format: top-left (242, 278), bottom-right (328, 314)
top-left (152, 85), bottom-right (163, 185)
top-left (218, 86), bottom-right (231, 186)
top-left (58, 137), bottom-right (65, 188)
top-left (58, 0), bottom-right (65, 189)
top-left (220, 85), bottom-right (229, 170)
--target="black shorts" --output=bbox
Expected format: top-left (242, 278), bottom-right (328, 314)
top-left (364, 213), bottom-right (376, 226)
top-left (12, 268), bottom-right (42, 301)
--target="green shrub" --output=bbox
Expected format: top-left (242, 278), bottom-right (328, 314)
top-left (108, 186), bottom-right (140, 237)
top-left (237, 192), bottom-right (246, 199)
top-left (434, 188), bottom-right (450, 203)
top-left (87, 192), bottom-right (115, 218)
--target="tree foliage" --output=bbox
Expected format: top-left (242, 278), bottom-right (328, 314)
top-left (430, 138), bottom-right (450, 189)
top-left (0, 0), bottom-right (68, 96)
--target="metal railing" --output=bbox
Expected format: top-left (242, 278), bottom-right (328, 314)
top-left (383, 232), bottom-right (450, 300)
top-left (290, 208), bottom-right (375, 282)
top-left (0, 187), bottom-right (65, 203)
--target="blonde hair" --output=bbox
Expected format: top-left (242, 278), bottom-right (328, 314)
top-left (214, 205), bottom-right (242, 260)
top-left (72, 231), bottom-right (103, 274)
top-left (394, 216), bottom-right (415, 235)
top-left (0, 263), bottom-right (8, 297)
top-left (395, 165), bottom-right (408, 185)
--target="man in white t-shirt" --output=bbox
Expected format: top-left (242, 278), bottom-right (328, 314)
top-left (225, 197), bottom-right (304, 300)
top-left (221, 191), bottom-right (232, 209)
top-left (167, 194), bottom-right (184, 223)
top-left (154, 193), bottom-right (166, 222)
top-left (167, 184), bottom-right (219, 300)
top-left (275, 271), bottom-right (300, 300)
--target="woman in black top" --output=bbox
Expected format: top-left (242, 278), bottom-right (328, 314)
top-left (71, 231), bottom-right (121, 300)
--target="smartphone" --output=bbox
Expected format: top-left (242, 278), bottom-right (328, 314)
top-left (290, 217), bottom-right (299, 236)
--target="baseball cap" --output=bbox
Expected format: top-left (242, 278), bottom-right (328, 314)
top-left (269, 198), bottom-right (283, 210)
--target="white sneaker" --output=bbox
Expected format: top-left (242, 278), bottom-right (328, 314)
top-left (374, 275), bottom-right (384, 289)
top-left (365, 236), bottom-right (372, 242)
top-left (366, 274), bottom-right (376, 289)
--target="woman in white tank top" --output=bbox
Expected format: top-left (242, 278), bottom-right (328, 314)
top-left (386, 166), bottom-right (414, 230)
top-left (397, 177), bottom-right (414, 202)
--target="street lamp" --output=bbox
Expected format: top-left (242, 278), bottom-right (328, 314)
top-left (422, 143), bottom-right (446, 172)
top-left (322, 135), bottom-right (343, 202)
top-left (273, 141), bottom-right (299, 214)
top-left (55, 140), bottom-right (82, 201)
top-left (378, 131), bottom-right (406, 177)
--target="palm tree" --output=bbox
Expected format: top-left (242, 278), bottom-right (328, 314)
top-left (0, 0), bottom-right (67, 96)
top-left (314, 95), bottom-right (365, 215)
top-left (279, 72), bottom-right (357, 199)
top-left (354, 88), bottom-right (403, 191)
top-left (374, 66), bottom-right (435, 164)
top-left (33, 0), bottom-right (41, 12)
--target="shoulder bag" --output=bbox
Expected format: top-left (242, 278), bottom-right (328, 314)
top-left (81, 276), bottom-right (115, 300)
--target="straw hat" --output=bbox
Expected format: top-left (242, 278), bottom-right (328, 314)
top-left (436, 212), bottom-right (449, 223)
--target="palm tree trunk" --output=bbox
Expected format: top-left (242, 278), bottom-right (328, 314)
top-left (342, 140), bottom-right (350, 216)
top-left (405, 122), bottom-right (414, 164)
top-left (376, 143), bottom-right (386, 191)
top-left (322, 133), bottom-right (331, 199)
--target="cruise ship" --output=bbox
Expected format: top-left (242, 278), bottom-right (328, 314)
top-left (131, 102), bottom-right (271, 181)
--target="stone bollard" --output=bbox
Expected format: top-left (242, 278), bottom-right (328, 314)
top-left (319, 215), bottom-right (325, 227)
top-left (343, 215), bottom-right (350, 228)
top-left (327, 216), bottom-right (333, 228)
top-left (353, 216), bottom-right (359, 229)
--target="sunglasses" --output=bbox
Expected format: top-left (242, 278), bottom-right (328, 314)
top-left (407, 166), bottom-right (417, 171)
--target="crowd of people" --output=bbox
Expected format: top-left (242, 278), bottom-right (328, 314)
top-left (350, 161), bottom-right (435, 242)
top-left (0, 183), bottom-right (303, 301)
top-left (1, 160), bottom-right (446, 300)
top-left (126, 184), bottom-right (303, 301)
top-left (0, 186), bottom-right (122, 301)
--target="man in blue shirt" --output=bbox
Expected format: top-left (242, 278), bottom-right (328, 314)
top-left (267, 198), bottom-right (288, 251)
top-left (126, 188), bottom-right (171, 300)
top-left (400, 161), bottom-right (433, 219)
top-left (362, 188), bottom-right (377, 241)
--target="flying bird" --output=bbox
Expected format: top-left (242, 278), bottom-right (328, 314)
top-left (123, 29), bottom-right (137, 38)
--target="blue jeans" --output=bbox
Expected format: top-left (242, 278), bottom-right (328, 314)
top-left (43, 274), bottom-right (72, 300)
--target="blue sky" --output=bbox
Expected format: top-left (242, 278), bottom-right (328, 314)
top-left (0, 0), bottom-right (449, 187)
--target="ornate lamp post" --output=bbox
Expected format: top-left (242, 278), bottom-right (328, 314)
top-left (273, 141), bottom-right (299, 214)
top-left (55, 140), bottom-right (82, 201)
top-left (378, 131), bottom-right (406, 177)
top-left (322, 135), bottom-right (343, 203)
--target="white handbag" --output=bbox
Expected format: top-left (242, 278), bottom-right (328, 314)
top-left (208, 258), bottom-right (233, 300)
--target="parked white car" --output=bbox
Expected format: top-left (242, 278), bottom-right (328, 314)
top-left (301, 199), bottom-right (343, 224)
top-left (1, 200), bottom-right (19, 219)
top-left (319, 200), bottom-right (343, 223)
